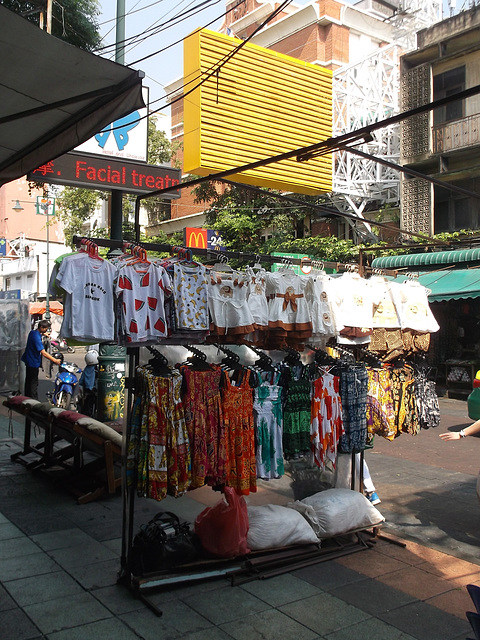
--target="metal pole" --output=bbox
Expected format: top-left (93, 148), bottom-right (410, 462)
top-left (111, 0), bottom-right (126, 241)
top-left (45, 200), bottom-right (50, 322)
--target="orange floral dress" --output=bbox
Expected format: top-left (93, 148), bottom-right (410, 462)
top-left (221, 368), bottom-right (257, 495)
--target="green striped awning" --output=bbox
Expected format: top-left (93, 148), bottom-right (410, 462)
top-left (372, 248), bottom-right (480, 270)
top-left (394, 269), bottom-right (480, 302)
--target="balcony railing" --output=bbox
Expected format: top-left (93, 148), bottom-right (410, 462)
top-left (433, 113), bottom-right (480, 154)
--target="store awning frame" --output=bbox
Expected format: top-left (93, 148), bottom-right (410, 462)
top-left (393, 269), bottom-right (480, 302)
top-left (0, 5), bottom-right (145, 186)
top-left (372, 247), bottom-right (480, 271)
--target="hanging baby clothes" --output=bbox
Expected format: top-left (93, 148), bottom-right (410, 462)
top-left (221, 368), bottom-right (257, 495)
top-left (310, 370), bottom-right (344, 469)
top-left (172, 262), bottom-right (210, 334)
top-left (244, 267), bottom-right (269, 346)
top-left (180, 365), bottom-right (226, 489)
top-left (308, 273), bottom-right (337, 347)
top-left (208, 271), bottom-right (255, 342)
top-left (338, 364), bottom-right (369, 453)
top-left (265, 270), bottom-right (313, 349)
top-left (253, 370), bottom-right (284, 480)
top-left (330, 272), bottom-right (376, 345)
top-left (116, 261), bottom-right (171, 345)
top-left (366, 366), bottom-right (396, 441)
top-left (281, 364), bottom-right (312, 459)
top-left (129, 367), bottom-right (190, 501)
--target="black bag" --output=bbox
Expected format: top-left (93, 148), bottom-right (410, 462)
top-left (131, 511), bottom-right (199, 576)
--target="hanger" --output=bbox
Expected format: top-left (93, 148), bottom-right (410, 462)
top-left (216, 344), bottom-right (244, 371)
top-left (248, 345), bottom-right (275, 372)
top-left (184, 345), bottom-right (213, 370)
top-left (282, 347), bottom-right (302, 367)
top-left (213, 253), bottom-right (233, 274)
top-left (80, 239), bottom-right (103, 261)
top-left (145, 346), bottom-right (172, 377)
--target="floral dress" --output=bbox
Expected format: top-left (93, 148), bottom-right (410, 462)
top-left (282, 365), bottom-right (312, 459)
top-left (253, 370), bottom-right (284, 479)
top-left (221, 368), bottom-right (257, 495)
top-left (180, 365), bottom-right (226, 489)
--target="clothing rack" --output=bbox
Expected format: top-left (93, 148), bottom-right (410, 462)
top-left (67, 234), bottom-right (403, 611)
top-left (71, 235), bottom-right (398, 277)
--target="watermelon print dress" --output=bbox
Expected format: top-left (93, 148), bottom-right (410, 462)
top-left (116, 262), bottom-right (172, 344)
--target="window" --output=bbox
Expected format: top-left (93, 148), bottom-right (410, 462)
top-left (433, 67), bottom-right (465, 125)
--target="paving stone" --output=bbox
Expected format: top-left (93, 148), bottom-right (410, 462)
top-left (219, 608), bottom-right (320, 640)
top-left (330, 576), bottom-right (417, 615)
top-left (23, 591), bottom-right (112, 635)
top-left (47, 540), bottom-right (117, 569)
top-left (0, 535), bottom-right (40, 559)
top-left (31, 527), bottom-right (97, 552)
top-left (0, 551), bottom-right (60, 582)
top-left (63, 557), bottom-right (120, 590)
top-left (2, 607), bottom-right (43, 640)
top-left (120, 599), bottom-right (213, 640)
top-left (47, 617), bottom-right (141, 640)
top-left (240, 573), bottom-right (322, 607)
top-left (183, 583), bottom-right (270, 625)
top-left (324, 617), bottom-right (418, 639)
top-left (5, 570), bottom-right (84, 606)
top-left (0, 583), bottom-right (17, 611)
top-left (0, 520), bottom-right (24, 540)
top-left (91, 584), bottom-right (147, 615)
top-left (378, 600), bottom-right (472, 640)
top-left (279, 592), bottom-right (370, 636)
top-left (291, 559), bottom-right (366, 590)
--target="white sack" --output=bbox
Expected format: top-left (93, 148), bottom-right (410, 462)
top-left (247, 504), bottom-right (319, 550)
top-left (294, 488), bottom-right (385, 538)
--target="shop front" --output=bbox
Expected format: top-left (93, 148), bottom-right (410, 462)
top-left (372, 250), bottom-right (480, 397)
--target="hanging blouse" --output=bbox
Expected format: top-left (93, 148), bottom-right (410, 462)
top-left (389, 280), bottom-right (439, 333)
top-left (253, 370), bottom-right (284, 480)
top-left (366, 366), bottom-right (396, 441)
top-left (309, 274), bottom-right (337, 346)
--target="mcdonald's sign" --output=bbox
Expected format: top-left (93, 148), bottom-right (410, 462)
top-left (184, 228), bottom-right (225, 251)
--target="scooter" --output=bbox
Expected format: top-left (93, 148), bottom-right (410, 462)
top-left (50, 337), bottom-right (75, 353)
top-left (47, 353), bottom-right (82, 410)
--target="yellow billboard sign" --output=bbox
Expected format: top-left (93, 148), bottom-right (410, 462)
top-left (183, 29), bottom-right (332, 195)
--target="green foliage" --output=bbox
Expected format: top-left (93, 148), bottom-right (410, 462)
top-left (2, 0), bottom-right (101, 51)
top-left (55, 187), bottom-right (102, 247)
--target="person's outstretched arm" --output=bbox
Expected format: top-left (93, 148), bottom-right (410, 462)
top-left (439, 420), bottom-right (480, 441)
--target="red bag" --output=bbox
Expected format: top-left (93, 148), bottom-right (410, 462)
top-left (194, 487), bottom-right (250, 558)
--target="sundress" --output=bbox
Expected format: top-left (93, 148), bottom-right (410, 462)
top-left (338, 364), bottom-right (369, 453)
top-left (180, 365), bottom-right (226, 489)
top-left (253, 370), bottom-right (284, 479)
top-left (310, 370), bottom-right (344, 469)
top-left (366, 367), bottom-right (396, 441)
top-left (282, 365), bottom-right (312, 459)
top-left (129, 367), bottom-right (190, 501)
top-left (222, 368), bottom-right (257, 495)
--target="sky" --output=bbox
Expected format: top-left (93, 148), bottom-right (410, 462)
top-left (96, 0), bottom-right (457, 133)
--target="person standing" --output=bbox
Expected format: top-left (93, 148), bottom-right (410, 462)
top-left (21, 320), bottom-right (61, 399)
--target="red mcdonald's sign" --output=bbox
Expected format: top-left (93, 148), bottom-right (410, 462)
top-left (185, 227), bottom-right (208, 249)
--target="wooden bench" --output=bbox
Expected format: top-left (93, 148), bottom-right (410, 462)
top-left (4, 395), bottom-right (122, 503)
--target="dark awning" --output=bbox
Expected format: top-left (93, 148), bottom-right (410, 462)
top-left (394, 270), bottom-right (480, 302)
top-left (372, 247), bottom-right (480, 271)
top-left (0, 6), bottom-right (145, 186)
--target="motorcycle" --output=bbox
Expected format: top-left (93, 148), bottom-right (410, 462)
top-left (47, 353), bottom-right (82, 410)
top-left (50, 337), bottom-right (75, 353)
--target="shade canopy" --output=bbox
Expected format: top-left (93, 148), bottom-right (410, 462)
top-left (29, 300), bottom-right (63, 316)
top-left (394, 270), bottom-right (480, 302)
top-left (372, 248), bottom-right (480, 271)
top-left (0, 6), bottom-right (145, 186)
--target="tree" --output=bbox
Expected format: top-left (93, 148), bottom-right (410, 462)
top-left (55, 187), bottom-right (103, 247)
top-left (1, 0), bottom-right (102, 51)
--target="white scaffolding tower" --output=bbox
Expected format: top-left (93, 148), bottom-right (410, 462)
top-left (329, 0), bottom-right (442, 239)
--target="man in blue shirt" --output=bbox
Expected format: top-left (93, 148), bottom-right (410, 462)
top-left (21, 320), bottom-right (61, 399)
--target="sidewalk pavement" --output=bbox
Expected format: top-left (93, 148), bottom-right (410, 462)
top-left (0, 393), bottom-right (479, 640)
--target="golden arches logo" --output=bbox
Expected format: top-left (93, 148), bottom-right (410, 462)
top-left (187, 229), bottom-right (207, 249)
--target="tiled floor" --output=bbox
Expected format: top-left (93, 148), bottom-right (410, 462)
top-left (1, 396), bottom-right (480, 639)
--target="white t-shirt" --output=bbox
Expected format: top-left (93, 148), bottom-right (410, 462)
top-left (57, 253), bottom-right (117, 341)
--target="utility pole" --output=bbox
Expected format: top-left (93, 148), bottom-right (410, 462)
top-left (110, 0), bottom-right (126, 240)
